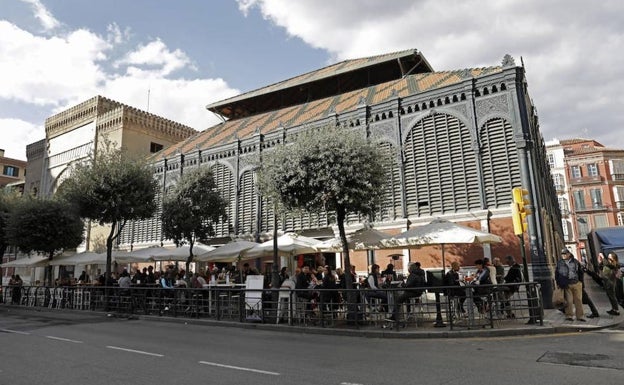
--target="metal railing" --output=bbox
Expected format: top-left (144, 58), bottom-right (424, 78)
top-left (1, 282), bottom-right (543, 331)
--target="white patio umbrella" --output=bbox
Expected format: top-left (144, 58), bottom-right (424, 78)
top-left (150, 243), bottom-right (216, 262)
top-left (49, 251), bottom-right (108, 266)
top-left (114, 246), bottom-right (168, 263)
top-left (380, 218), bottom-right (502, 270)
top-left (251, 232), bottom-right (322, 257)
top-left (195, 240), bottom-right (260, 263)
top-left (315, 227), bottom-right (391, 252)
top-left (0, 254), bottom-right (50, 268)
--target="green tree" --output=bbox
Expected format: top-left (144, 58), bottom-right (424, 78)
top-left (161, 167), bottom-right (228, 274)
top-left (257, 126), bottom-right (387, 291)
top-left (6, 198), bottom-right (84, 286)
top-left (57, 145), bottom-right (158, 288)
top-left (0, 190), bottom-right (20, 281)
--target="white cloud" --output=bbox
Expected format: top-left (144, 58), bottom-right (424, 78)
top-left (239, 0), bottom-right (624, 147)
top-left (0, 118), bottom-right (44, 160)
top-left (0, 4), bottom-right (240, 160)
top-left (106, 23), bottom-right (130, 45)
top-left (20, 0), bottom-right (60, 31)
top-left (0, 21), bottom-right (110, 106)
top-left (94, 75), bottom-right (238, 131)
top-left (114, 39), bottom-right (195, 77)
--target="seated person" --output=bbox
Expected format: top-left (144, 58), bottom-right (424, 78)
top-left (381, 263), bottom-right (398, 284)
top-left (365, 264), bottom-right (391, 314)
top-left (471, 259), bottom-right (492, 312)
top-left (444, 261), bottom-right (466, 313)
top-left (391, 262), bottom-right (426, 320)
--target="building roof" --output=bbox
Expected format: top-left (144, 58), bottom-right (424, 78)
top-left (160, 65), bottom-right (501, 158)
top-left (205, 49), bottom-right (434, 119)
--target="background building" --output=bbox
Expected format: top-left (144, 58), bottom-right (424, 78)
top-left (0, 149), bottom-right (26, 194)
top-left (26, 95), bottom-right (198, 252)
top-left (546, 139), bottom-right (624, 261)
top-left (119, 49), bottom-right (562, 295)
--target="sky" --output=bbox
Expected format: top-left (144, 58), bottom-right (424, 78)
top-left (1, 0), bottom-right (623, 161)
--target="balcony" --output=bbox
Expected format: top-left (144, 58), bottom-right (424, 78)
top-left (569, 175), bottom-right (603, 185)
top-left (574, 205), bottom-right (610, 213)
top-left (554, 183), bottom-right (565, 193)
top-left (612, 173), bottom-right (624, 181)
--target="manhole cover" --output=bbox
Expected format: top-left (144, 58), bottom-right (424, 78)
top-left (538, 351), bottom-right (623, 370)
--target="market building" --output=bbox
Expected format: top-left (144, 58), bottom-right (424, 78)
top-left (118, 49), bottom-right (562, 295)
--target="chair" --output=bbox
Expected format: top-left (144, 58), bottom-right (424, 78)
top-left (276, 279), bottom-right (295, 324)
top-left (49, 287), bottom-right (64, 309)
top-left (244, 275), bottom-right (265, 322)
top-left (363, 293), bottom-right (385, 325)
top-left (19, 287), bottom-right (30, 306)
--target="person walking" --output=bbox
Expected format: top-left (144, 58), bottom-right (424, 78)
top-left (555, 248), bottom-right (585, 322)
top-left (600, 252), bottom-right (621, 316)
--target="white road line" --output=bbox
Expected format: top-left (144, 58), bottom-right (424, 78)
top-left (106, 346), bottom-right (164, 357)
top-left (340, 383), bottom-right (364, 385)
top-left (0, 329), bottom-right (30, 335)
top-left (198, 361), bottom-right (280, 376)
top-left (46, 336), bottom-right (83, 344)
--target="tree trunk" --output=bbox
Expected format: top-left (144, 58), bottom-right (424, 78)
top-left (337, 206), bottom-right (359, 324)
top-left (269, 208), bottom-right (280, 322)
top-left (104, 221), bottom-right (117, 311)
top-left (47, 250), bottom-right (54, 287)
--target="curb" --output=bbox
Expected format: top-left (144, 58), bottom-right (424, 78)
top-left (3, 304), bottom-right (620, 339)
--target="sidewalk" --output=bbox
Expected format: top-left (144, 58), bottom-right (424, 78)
top-left (541, 275), bottom-right (622, 333)
top-left (203, 276), bottom-right (623, 338)
top-left (3, 278), bottom-right (620, 339)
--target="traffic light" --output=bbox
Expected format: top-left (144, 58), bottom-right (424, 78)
top-left (511, 187), bottom-right (531, 235)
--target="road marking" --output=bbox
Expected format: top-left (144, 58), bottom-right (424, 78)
top-left (198, 361), bottom-right (280, 376)
top-left (106, 346), bottom-right (164, 357)
top-left (46, 336), bottom-right (83, 343)
top-left (340, 383), bottom-right (364, 385)
top-left (0, 329), bottom-right (30, 335)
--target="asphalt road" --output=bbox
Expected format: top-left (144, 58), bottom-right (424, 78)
top-left (1, 307), bottom-right (623, 385)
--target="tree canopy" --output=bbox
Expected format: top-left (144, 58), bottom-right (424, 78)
top-left (6, 198), bottom-right (84, 285)
top-left (0, 190), bottom-right (20, 260)
top-left (257, 126), bottom-right (388, 289)
top-left (57, 145), bottom-right (158, 283)
top-left (161, 167), bottom-right (228, 272)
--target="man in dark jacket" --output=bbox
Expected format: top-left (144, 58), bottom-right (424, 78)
top-left (555, 248), bottom-right (585, 322)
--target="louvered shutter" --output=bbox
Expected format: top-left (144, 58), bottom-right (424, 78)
top-left (238, 170), bottom-right (258, 235)
top-left (211, 163), bottom-right (235, 237)
top-left (480, 118), bottom-right (521, 207)
top-left (404, 113), bottom-right (479, 216)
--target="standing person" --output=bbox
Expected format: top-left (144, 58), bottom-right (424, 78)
top-left (483, 258), bottom-right (497, 285)
top-left (578, 256), bottom-right (600, 319)
top-left (11, 274), bottom-right (23, 305)
top-left (493, 257), bottom-right (505, 285)
top-left (601, 253), bottom-right (621, 316)
top-left (320, 267), bottom-right (341, 315)
top-left (555, 248), bottom-right (585, 322)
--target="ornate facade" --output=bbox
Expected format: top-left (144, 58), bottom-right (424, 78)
top-left (120, 50), bottom-right (562, 289)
